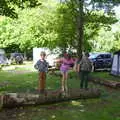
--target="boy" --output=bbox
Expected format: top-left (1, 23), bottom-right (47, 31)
top-left (34, 51), bottom-right (48, 94)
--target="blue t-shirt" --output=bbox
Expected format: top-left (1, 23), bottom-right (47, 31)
top-left (34, 59), bottom-right (48, 72)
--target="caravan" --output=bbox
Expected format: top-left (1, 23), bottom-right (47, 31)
top-left (111, 50), bottom-right (120, 76)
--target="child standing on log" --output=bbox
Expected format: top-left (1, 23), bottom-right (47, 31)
top-left (56, 53), bottom-right (75, 96)
top-left (77, 52), bottom-right (93, 89)
top-left (34, 51), bottom-right (48, 94)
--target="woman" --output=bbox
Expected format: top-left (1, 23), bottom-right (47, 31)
top-left (58, 53), bottom-right (75, 95)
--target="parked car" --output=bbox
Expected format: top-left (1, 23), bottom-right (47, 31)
top-left (89, 52), bottom-right (113, 71)
top-left (10, 53), bottom-right (24, 64)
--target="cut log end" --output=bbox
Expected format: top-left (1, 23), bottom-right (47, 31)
top-left (90, 76), bottom-right (120, 88)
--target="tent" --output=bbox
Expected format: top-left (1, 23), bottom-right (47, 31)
top-left (111, 50), bottom-right (120, 76)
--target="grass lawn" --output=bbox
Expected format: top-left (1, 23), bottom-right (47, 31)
top-left (0, 65), bottom-right (120, 120)
top-left (91, 71), bottom-right (120, 82)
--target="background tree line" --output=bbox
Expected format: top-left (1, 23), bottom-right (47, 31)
top-left (0, 0), bottom-right (120, 57)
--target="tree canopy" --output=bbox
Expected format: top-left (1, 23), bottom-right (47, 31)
top-left (55, 0), bottom-right (119, 54)
top-left (0, 0), bottom-right (41, 18)
top-left (0, 0), bottom-right (57, 53)
top-left (0, 0), bottom-right (120, 55)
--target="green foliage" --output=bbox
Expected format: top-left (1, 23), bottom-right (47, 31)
top-left (90, 18), bottom-right (120, 52)
top-left (55, 1), bottom-right (118, 52)
top-left (0, 0), bottom-right (58, 52)
top-left (112, 26), bottom-right (120, 51)
top-left (55, 3), bottom-right (77, 49)
top-left (0, 0), bottom-right (41, 18)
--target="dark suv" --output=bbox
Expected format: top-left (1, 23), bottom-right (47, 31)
top-left (89, 53), bottom-right (113, 71)
top-left (10, 53), bottom-right (24, 64)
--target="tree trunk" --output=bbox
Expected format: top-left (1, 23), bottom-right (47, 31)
top-left (0, 88), bottom-right (101, 108)
top-left (77, 0), bottom-right (84, 57)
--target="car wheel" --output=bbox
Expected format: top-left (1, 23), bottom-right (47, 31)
top-left (92, 65), bottom-right (96, 72)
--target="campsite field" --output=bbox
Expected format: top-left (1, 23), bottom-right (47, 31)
top-left (0, 64), bottom-right (120, 120)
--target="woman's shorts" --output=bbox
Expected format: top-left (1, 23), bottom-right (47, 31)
top-left (60, 67), bottom-right (68, 73)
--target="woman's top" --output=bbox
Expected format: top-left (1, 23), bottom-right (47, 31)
top-left (60, 58), bottom-right (74, 71)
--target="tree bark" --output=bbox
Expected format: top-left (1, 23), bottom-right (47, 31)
top-left (90, 76), bottom-right (120, 88)
top-left (0, 88), bottom-right (101, 109)
top-left (77, 0), bottom-right (84, 57)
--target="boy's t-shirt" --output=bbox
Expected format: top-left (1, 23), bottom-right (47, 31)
top-left (34, 59), bottom-right (48, 72)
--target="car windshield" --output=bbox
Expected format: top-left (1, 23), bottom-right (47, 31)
top-left (89, 53), bottom-right (98, 59)
top-left (11, 53), bottom-right (22, 57)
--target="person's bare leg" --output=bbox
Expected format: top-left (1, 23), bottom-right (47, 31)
top-left (61, 72), bottom-right (65, 92)
top-left (65, 72), bottom-right (68, 94)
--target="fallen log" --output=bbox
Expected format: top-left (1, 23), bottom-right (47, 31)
top-left (90, 77), bottom-right (120, 88)
top-left (0, 88), bottom-right (101, 108)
